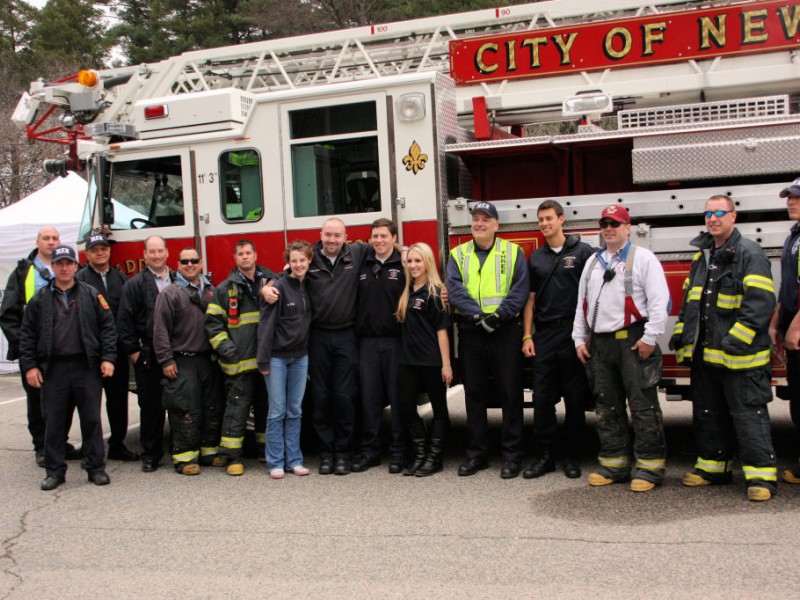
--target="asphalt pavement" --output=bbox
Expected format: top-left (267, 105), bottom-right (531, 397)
top-left (1, 371), bottom-right (799, 599)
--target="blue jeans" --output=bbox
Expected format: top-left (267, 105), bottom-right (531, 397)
top-left (264, 355), bottom-right (308, 470)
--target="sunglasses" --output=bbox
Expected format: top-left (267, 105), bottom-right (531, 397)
top-left (704, 209), bottom-right (734, 218)
top-left (598, 220), bottom-right (623, 229)
top-left (179, 258), bottom-right (201, 265)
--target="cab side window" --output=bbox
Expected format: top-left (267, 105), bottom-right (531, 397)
top-left (289, 101), bottom-right (381, 217)
top-left (219, 149), bottom-right (264, 222)
top-left (109, 156), bottom-right (185, 230)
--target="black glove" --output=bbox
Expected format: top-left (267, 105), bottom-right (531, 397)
top-left (479, 313), bottom-right (501, 333)
top-left (668, 334), bottom-right (680, 352)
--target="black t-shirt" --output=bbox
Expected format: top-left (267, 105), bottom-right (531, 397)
top-left (399, 283), bottom-right (450, 367)
top-left (528, 235), bottom-right (594, 324)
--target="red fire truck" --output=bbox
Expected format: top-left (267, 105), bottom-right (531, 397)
top-left (12, 0), bottom-right (800, 393)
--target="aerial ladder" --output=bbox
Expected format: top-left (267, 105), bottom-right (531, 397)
top-left (16, 0), bottom-right (795, 146)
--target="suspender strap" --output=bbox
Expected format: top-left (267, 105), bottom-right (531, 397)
top-left (623, 245), bottom-right (643, 327)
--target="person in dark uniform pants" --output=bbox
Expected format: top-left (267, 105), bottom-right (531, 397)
top-left (770, 177), bottom-right (800, 485)
top-left (19, 245), bottom-right (116, 491)
top-left (522, 200), bottom-right (594, 479)
top-left (118, 235), bottom-right (173, 472)
top-left (446, 201), bottom-right (529, 479)
top-left (75, 233), bottom-right (138, 462)
top-left (0, 226), bottom-right (81, 466)
top-left (352, 218), bottom-right (406, 474)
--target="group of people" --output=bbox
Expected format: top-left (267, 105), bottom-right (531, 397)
top-left (3, 179), bottom-right (800, 502)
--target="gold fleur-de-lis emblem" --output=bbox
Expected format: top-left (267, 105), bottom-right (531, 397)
top-left (402, 141), bottom-right (428, 175)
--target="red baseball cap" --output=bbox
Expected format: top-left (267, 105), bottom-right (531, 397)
top-left (600, 205), bottom-right (630, 224)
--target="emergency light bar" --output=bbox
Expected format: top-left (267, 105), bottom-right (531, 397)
top-left (562, 91), bottom-right (613, 117)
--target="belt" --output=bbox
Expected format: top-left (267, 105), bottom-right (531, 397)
top-left (535, 319), bottom-right (573, 330)
top-left (594, 319), bottom-right (648, 338)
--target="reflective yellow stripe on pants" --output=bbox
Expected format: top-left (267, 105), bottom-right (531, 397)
top-left (695, 457), bottom-right (732, 475)
top-left (172, 450), bottom-right (200, 464)
top-left (599, 455), bottom-right (630, 469)
top-left (742, 465), bottom-right (777, 482)
top-left (220, 436), bottom-right (243, 449)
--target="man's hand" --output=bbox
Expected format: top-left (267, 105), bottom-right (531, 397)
top-left (576, 344), bottom-right (591, 364)
top-left (479, 313), bottom-right (501, 333)
top-left (25, 368), bottom-right (43, 388)
top-left (101, 361), bottom-right (115, 378)
top-left (162, 363), bottom-right (178, 379)
top-left (261, 285), bottom-right (279, 305)
top-left (260, 369), bottom-right (270, 376)
top-left (130, 351), bottom-right (140, 365)
top-left (786, 321), bottom-right (800, 351)
top-left (632, 339), bottom-right (655, 359)
top-left (522, 338), bottom-right (535, 357)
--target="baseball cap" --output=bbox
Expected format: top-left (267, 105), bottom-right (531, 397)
top-left (600, 205), bottom-right (631, 224)
top-left (779, 177), bottom-right (800, 198)
top-left (52, 245), bottom-right (78, 263)
top-left (471, 201), bottom-right (499, 219)
top-left (85, 233), bottom-right (111, 249)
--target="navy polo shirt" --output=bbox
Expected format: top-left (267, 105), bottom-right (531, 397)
top-left (778, 223), bottom-right (800, 328)
top-left (528, 235), bottom-right (594, 325)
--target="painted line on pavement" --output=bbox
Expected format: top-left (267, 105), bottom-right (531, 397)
top-left (0, 395), bottom-right (26, 406)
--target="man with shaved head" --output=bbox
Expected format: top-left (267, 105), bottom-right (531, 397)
top-left (1, 226), bottom-right (81, 466)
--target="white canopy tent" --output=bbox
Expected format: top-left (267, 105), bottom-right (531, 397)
top-left (0, 173), bottom-right (143, 372)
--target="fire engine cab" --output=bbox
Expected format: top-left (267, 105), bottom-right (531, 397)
top-left (12, 0), bottom-right (800, 393)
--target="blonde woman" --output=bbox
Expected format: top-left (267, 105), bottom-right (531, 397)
top-left (396, 242), bottom-right (452, 476)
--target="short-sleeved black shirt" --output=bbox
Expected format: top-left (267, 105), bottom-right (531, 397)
top-left (528, 235), bottom-right (594, 324)
top-left (399, 283), bottom-right (450, 367)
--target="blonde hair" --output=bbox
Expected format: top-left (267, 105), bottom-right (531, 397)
top-left (396, 242), bottom-right (447, 323)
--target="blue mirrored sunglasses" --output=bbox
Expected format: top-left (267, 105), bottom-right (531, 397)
top-left (704, 209), bottom-right (733, 218)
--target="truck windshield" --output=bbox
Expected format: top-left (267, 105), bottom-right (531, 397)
top-left (109, 156), bottom-right (185, 229)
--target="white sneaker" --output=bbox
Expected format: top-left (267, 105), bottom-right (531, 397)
top-left (290, 465), bottom-right (310, 476)
top-left (269, 468), bottom-right (285, 479)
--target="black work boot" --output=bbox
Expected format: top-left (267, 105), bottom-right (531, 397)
top-left (416, 420), bottom-right (447, 477)
top-left (523, 447), bottom-right (555, 479)
top-left (403, 421), bottom-right (427, 476)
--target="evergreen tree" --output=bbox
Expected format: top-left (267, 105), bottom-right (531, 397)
top-left (29, 0), bottom-right (111, 68)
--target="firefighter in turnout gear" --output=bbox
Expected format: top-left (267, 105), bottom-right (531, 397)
top-left (573, 205), bottom-right (670, 492)
top-left (153, 248), bottom-right (222, 475)
top-left (671, 195), bottom-right (778, 502)
top-left (205, 240), bottom-right (275, 474)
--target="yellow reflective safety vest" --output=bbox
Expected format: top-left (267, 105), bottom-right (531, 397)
top-left (450, 237), bottom-right (519, 315)
top-left (669, 229), bottom-right (776, 371)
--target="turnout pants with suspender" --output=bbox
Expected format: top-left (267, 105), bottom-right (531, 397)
top-left (584, 246), bottom-right (667, 484)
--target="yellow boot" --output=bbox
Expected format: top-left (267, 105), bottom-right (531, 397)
top-left (747, 487), bottom-right (772, 502)
top-left (682, 472), bottom-right (712, 487)
top-left (588, 473), bottom-right (615, 486)
top-left (227, 462), bottom-right (244, 476)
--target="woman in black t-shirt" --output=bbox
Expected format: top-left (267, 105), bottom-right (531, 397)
top-left (396, 242), bottom-right (452, 477)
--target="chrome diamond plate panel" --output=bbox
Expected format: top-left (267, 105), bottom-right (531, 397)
top-left (633, 124), bottom-right (800, 183)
